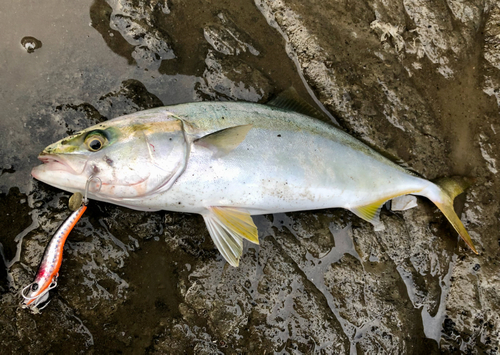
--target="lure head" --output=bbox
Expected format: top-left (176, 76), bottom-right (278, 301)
top-left (21, 274), bottom-right (55, 311)
top-left (31, 110), bottom-right (189, 205)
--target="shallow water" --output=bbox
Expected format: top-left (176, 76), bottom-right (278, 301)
top-left (1, 0), bottom-right (500, 354)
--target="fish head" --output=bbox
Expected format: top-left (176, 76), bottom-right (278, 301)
top-left (31, 112), bottom-right (189, 202)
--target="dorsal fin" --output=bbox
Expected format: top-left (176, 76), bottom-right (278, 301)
top-left (267, 87), bottom-right (330, 121)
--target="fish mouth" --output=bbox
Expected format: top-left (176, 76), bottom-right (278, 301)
top-left (37, 154), bottom-right (79, 175)
top-left (31, 153), bottom-right (90, 195)
top-left (32, 152), bottom-right (86, 178)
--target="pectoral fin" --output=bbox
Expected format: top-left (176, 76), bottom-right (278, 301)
top-left (202, 207), bottom-right (259, 267)
top-left (194, 125), bottom-right (252, 157)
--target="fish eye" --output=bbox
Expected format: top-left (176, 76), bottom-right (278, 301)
top-left (31, 283), bottom-right (39, 291)
top-left (85, 135), bottom-right (106, 152)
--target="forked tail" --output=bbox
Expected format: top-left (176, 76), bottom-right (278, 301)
top-left (430, 177), bottom-right (477, 253)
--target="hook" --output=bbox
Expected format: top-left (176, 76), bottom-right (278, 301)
top-left (21, 283), bottom-right (35, 300)
top-left (84, 174), bottom-right (102, 205)
top-left (21, 282), bottom-right (51, 309)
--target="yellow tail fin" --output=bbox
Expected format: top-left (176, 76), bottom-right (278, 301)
top-left (432, 177), bottom-right (477, 254)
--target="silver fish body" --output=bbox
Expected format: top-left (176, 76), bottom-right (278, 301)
top-left (127, 103), bottom-right (431, 213)
top-left (32, 101), bottom-right (477, 265)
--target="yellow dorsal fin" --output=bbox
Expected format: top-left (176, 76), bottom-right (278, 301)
top-left (202, 207), bottom-right (259, 267)
top-left (194, 124), bottom-right (252, 157)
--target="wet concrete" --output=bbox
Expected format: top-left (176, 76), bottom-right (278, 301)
top-left (1, 0), bottom-right (499, 354)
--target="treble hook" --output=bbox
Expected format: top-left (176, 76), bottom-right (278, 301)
top-left (84, 174), bottom-right (102, 205)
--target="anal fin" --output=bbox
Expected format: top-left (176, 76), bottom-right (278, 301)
top-left (351, 199), bottom-right (387, 231)
top-left (351, 189), bottom-right (424, 231)
top-left (202, 207), bottom-right (259, 267)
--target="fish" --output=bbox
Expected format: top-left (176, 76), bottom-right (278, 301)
top-left (31, 93), bottom-right (477, 266)
top-left (22, 204), bottom-right (87, 312)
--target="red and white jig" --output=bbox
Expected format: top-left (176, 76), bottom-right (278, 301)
top-left (21, 175), bottom-right (100, 313)
top-left (21, 204), bottom-right (87, 311)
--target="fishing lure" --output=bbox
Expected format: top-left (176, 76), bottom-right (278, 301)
top-left (21, 175), bottom-right (100, 313)
top-left (21, 203), bottom-right (87, 312)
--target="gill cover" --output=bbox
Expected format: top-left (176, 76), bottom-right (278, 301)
top-left (135, 117), bottom-right (190, 197)
top-left (92, 114), bottom-right (190, 199)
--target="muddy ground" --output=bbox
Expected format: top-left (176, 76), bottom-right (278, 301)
top-left (0, 0), bottom-right (499, 354)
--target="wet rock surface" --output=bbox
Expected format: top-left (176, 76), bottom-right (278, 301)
top-left (1, 0), bottom-right (500, 354)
